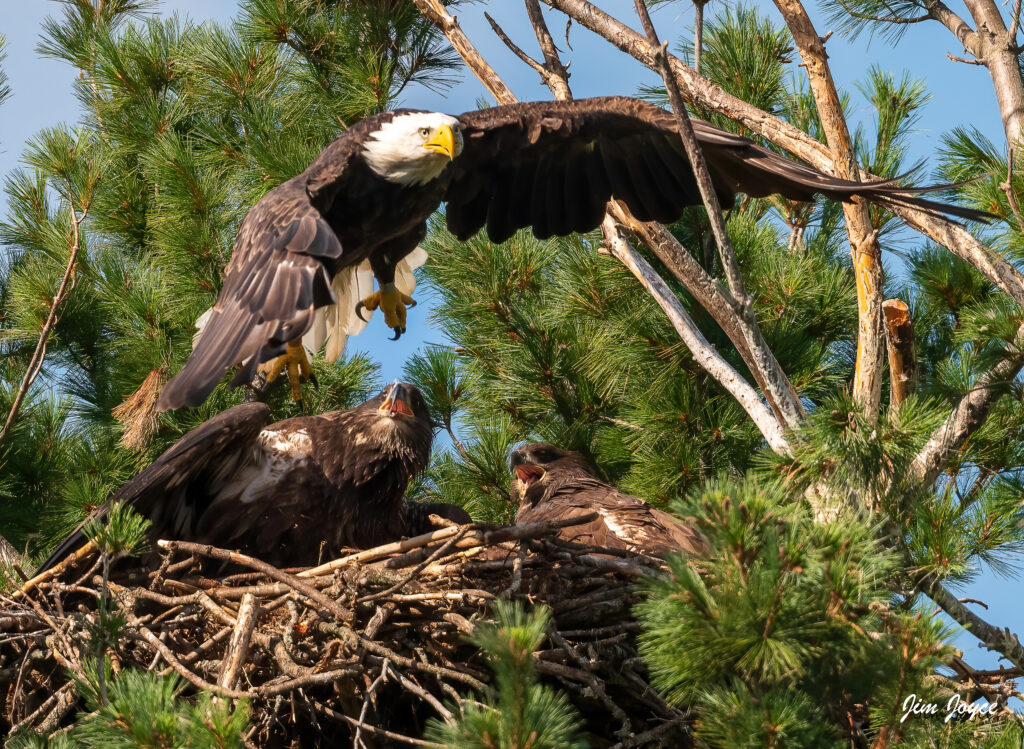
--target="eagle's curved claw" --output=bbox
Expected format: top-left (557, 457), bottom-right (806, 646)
top-left (356, 287), bottom-right (416, 339)
top-left (257, 340), bottom-right (314, 403)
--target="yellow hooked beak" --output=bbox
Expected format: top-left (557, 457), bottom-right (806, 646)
top-left (423, 124), bottom-right (456, 159)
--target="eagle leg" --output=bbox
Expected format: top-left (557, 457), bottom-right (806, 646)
top-left (355, 283), bottom-right (416, 340)
top-left (258, 341), bottom-right (314, 402)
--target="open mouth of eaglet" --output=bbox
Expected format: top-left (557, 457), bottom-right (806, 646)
top-left (514, 464), bottom-right (546, 496)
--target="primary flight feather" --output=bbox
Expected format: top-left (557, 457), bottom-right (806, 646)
top-left (157, 96), bottom-right (990, 411)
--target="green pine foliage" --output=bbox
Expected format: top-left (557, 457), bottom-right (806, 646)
top-left (8, 666), bottom-right (250, 748)
top-left (3, 1), bottom-right (1024, 745)
top-left (425, 600), bottom-right (586, 749)
top-left (0, 36), bottom-right (11, 112)
top-left (637, 475), bottom-right (955, 747)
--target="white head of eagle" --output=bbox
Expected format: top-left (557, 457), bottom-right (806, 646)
top-left (362, 112), bottom-right (464, 186)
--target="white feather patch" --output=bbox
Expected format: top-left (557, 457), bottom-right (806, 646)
top-left (192, 307), bottom-right (214, 349)
top-left (302, 248), bottom-right (428, 362)
top-left (361, 112), bottom-right (462, 186)
top-left (192, 249), bottom-right (429, 364)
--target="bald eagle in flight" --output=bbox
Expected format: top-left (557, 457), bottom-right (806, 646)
top-left (511, 443), bottom-right (705, 558)
top-left (38, 383), bottom-right (469, 573)
top-left (157, 97), bottom-right (989, 411)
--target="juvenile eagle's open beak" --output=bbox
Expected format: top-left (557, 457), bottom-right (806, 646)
top-left (380, 382), bottom-right (415, 417)
top-left (423, 124), bottom-right (455, 159)
top-left (514, 464), bottom-right (545, 499)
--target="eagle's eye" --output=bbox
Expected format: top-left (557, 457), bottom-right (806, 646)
top-left (419, 127), bottom-right (430, 138)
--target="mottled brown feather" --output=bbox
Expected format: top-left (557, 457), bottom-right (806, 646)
top-left (511, 444), bottom-right (706, 558)
top-left (38, 386), bottom-right (454, 572)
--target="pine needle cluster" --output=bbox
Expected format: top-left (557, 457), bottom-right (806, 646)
top-left (425, 600), bottom-right (587, 749)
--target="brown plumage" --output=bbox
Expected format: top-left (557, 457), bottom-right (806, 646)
top-left (510, 443), bottom-right (706, 558)
top-left (38, 383), bottom-right (469, 573)
top-left (158, 97), bottom-right (992, 410)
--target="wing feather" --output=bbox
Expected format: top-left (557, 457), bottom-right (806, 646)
top-left (449, 96), bottom-right (993, 242)
top-left (35, 403), bottom-right (273, 573)
top-left (159, 180), bottom-right (343, 411)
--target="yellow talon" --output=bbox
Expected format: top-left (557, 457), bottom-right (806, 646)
top-left (257, 341), bottom-right (314, 402)
top-left (356, 283), bottom-right (416, 340)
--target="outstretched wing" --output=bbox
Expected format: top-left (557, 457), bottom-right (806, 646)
top-left (36, 403), bottom-right (273, 573)
top-left (158, 180), bottom-right (343, 410)
top-left (448, 96), bottom-right (991, 243)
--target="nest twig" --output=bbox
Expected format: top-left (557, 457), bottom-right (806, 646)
top-left (1, 515), bottom-right (691, 747)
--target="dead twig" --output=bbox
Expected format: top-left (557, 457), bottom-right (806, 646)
top-left (157, 540), bottom-right (352, 622)
top-left (217, 593), bottom-right (259, 692)
top-left (0, 204), bottom-right (89, 445)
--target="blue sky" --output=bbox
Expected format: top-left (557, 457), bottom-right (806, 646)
top-left (1, 1), bottom-right (1019, 681)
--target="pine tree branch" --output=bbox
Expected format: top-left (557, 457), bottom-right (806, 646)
top-left (602, 215), bottom-right (791, 453)
top-left (0, 204), bottom-right (88, 447)
top-left (522, 0), bottom-right (792, 439)
top-left (908, 319), bottom-right (1024, 485)
top-left (421, 0), bottom-right (796, 445)
top-left (926, 578), bottom-right (1024, 669)
top-left (540, 0), bottom-right (1024, 310)
top-left (608, 205), bottom-right (800, 428)
top-left (526, 0), bottom-right (800, 429)
top-left (524, 0), bottom-right (573, 100)
top-left (631, 0), bottom-right (806, 431)
top-left (485, 12), bottom-right (548, 80)
top-left (958, 0), bottom-right (1024, 144)
top-left (411, 0), bottom-right (518, 105)
top-left (771, 0), bottom-right (886, 423)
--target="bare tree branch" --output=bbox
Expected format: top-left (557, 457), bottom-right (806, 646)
top-left (909, 320), bottom-right (1024, 484)
top-left (530, 0), bottom-right (797, 439)
top-left (541, 0), bottom-right (1024, 309)
top-left (485, 12), bottom-right (549, 80)
top-left (632, 0), bottom-right (807, 430)
top-left (882, 299), bottom-right (917, 408)
top-left (960, 0), bottom-right (1024, 144)
top-left (947, 51), bottom-right (987, 64)
top-left (926, 579), bottom-right (1024, 669)
top-left (999, 145), bottom-right (1023, 228)
top-left (524, 0), bottom-right (572, 99)
top-left (927, 0), bottom-right (982, 51)
top-left (0, 204), bottom-right (88, 446)
top-left (771, 0), bottom-right (886, 422)
top-left (833, 0), bottom-right (931, 25)
top-left (609, 206), bottom-right (802, 427)
top-left (602, 216), bottom-right (791, 453)
top-left (693, 0), bottom-right (708, 74)
top-left (411, 0), bottom-right (517, 105)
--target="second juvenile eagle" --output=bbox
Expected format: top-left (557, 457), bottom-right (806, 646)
top-left (38, 383), bottom-right (469, 572)
top-left (157, 96), bottom-right (990, 411)
top-left (511, 443), bottom-right (705, 558)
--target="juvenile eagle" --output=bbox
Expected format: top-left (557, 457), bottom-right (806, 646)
top-left (38, 383), bottom-right (468, 572)
top-left (511, 443), bottom-right (705, 558)
top-left (157, 97), bottom-right (990, 410)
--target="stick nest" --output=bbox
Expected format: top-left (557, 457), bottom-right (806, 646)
top-left (1, 514), bottom-right (690, 747)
